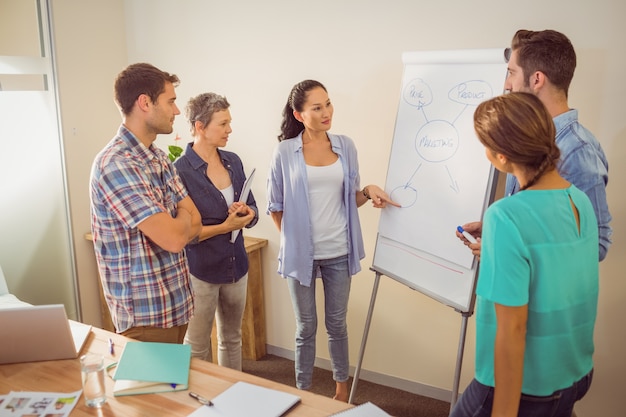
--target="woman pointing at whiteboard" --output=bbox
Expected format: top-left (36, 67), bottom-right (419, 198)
top-left (266, 79), bottom-right (399, 401)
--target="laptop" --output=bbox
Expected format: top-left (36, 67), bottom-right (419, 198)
top-left (0, 304), bottom-right (92, 364)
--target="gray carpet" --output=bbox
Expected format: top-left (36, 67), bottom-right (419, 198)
top-left (243, 354), bottom-right (451, 417)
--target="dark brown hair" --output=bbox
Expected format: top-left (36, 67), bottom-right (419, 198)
top-left (278, 80), bottom-right (327, 142)
top-left (508, 29), bottom-right (576, 96)
top-left (114, 63), bottom-right (180, 116)
top-left (474, 92), bottom-right (560, 190)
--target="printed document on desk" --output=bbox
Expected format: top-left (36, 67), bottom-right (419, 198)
top-left (230, 167), bottom-right (256, 243)
top-left (330, 401), bottom-right (391, 416)
top-left (112, 342), bottom-right (191, 396)
top-left (0, 389), bottom-right (82, 417)
top-left (186, 381), bottom-right (301, 417)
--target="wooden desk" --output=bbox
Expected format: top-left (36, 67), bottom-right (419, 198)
top-left (85, 234), bottom-right (268, 360)
top-left (0, 327), bottom-right (352, 417)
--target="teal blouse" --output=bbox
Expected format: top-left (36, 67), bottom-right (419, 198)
top-left (475, 185), bottom-right (598, 396)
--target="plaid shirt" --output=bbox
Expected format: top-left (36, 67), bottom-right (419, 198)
top-left (89, 125), bottom-right (193, 332)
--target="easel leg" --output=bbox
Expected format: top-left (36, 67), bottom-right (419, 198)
top-left (348, 271), bottom-right (382, 404)
top-left (450, 312), bottom-right (470, 412)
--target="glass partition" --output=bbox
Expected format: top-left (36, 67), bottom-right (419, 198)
top-left (0, 0), bottom-right (79, 319)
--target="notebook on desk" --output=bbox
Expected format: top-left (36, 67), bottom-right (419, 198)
top-left (186, 381), bottom-right (301, 417)
top-left (112, 341), bottom-right (191, 396)
top-left (0, 304), bottom-right (92, 364)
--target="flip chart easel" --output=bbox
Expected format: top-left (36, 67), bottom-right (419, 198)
top-left (349, 49), bottom-right (507, 410)
top-left (347, 268), bottom-right (481, 410)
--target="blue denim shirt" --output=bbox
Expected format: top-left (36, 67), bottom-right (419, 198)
top-left (174, 143), bottom-right (258, 283)
top-left (266, 132), bottom-right (365, 287)
top-left (505, 109), bottom-right (612, 261)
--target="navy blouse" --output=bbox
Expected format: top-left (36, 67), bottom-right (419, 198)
top-left (174, 142), bottom-right (258, 284)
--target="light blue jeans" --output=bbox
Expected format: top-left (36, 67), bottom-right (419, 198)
top-left (184, 274), bottom-right (248, 371)
top-left (287, 255), bottom-right (351, 390)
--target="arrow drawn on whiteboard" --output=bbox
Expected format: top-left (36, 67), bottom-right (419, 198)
top-left (405, 163), bottom-right (423, 187)
top-left (445, 165), bottom-right (460, 193)
top-left (389, 163), bottom-right (422, 208)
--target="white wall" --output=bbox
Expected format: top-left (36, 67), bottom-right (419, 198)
top-left (51, 0), bottom-right (128, 326)
top-left (49, 0), bottom-right (624, 415)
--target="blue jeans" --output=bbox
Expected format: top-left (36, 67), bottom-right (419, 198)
top-left (450, 369), bottom-right (593, 417)
top-left (287, 255), bottom-right (351, 390)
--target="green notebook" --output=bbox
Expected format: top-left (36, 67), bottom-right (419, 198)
top-left (112, 341), bottom-right (191, 396)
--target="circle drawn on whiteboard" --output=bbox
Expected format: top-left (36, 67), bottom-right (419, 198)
top-left (448, 80), bottom-right (494, 105)
top-left (403, 78), bottom-right (432, 109)
top-left (415, 120), bottom-right (459, 162)
top-left (390, 185), bottom-right (418, 208)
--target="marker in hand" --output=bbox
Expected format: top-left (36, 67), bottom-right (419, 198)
top-left (457, 226), bottom-right (477, 244)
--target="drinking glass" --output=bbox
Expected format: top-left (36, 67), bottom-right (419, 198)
top-left (80, 353), bottom-right (106, 407)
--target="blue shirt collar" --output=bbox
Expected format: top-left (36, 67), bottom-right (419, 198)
top-left (292, 131), bottom-right (343, 155)
top-left (184, 141), bottom-right (228, 170)
top-left (118, 124), bottom-right (157, 163)
top-left (553, 109), bottom-right (578, 135)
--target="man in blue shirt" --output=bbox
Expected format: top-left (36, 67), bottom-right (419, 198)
top-left (459, 29), bottom-right (612, 261)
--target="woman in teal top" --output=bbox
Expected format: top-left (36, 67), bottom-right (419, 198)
top-left (450, 92), bottom-right (598, 417)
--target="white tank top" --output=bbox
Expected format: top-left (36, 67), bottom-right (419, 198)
top-left (305, 158), bottom-right (348, 259)
top-left (219, 184), bottom-right (235, 207)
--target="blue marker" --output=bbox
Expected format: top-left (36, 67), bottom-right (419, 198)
top-left (457, 226), bottom-right (477, 244)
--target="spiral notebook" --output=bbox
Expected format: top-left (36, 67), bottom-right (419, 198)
top-left (330, 402), bottom-right (391, 416)
top-left (186, 381), bottom-right (300, 417)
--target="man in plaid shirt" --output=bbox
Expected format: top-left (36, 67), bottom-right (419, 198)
top-left (90, 63), bottom-right (201, 343)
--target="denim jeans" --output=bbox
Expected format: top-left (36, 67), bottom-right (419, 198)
top-left (450, 369), bottom-right (593, 417)
top-left (184, 274), bottom-right (248, 371)
top-left (287, 255), bottom-right (351, 390)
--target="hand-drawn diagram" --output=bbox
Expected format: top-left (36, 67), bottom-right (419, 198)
top-left (389, 78), bottom-right (494, 208)
top-left (373, 49), bottom-right (507, 312)
top-left (377, 60), bottom-right (506, 271)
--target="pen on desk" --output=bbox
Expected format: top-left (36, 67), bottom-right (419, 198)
top-left (457, 226), bottom-right (478, 244)
top-left (189, 391), bottom-right (214, 406)
top-left (108, 338), bottom-right (115, 356)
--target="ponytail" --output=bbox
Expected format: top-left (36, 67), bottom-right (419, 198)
top-left (474, 92), bottom-right (559, 190)
top-left (277, 80), bottom-right (326, 142)
top-left (278, 101), bottom-right (303, 142)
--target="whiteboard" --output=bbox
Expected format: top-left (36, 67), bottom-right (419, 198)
top-left (372, 49), bottom-right (507, 313)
